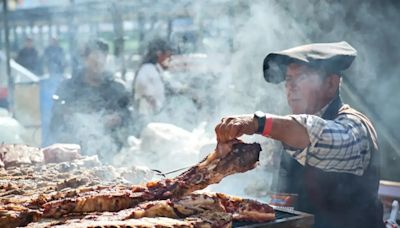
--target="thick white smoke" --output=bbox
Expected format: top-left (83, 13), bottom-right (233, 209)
top-left (11, 0), bottom-right (397, 195)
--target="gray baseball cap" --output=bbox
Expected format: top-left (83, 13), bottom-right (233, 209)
top-left (263, 41), bottom-right (357, 83)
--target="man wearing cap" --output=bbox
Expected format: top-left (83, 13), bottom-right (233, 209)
top-left (215, 41), bottom-right (384, 228)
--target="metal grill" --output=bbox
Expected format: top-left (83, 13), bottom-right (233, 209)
top-left (233, 208), bottom-right (314, 228)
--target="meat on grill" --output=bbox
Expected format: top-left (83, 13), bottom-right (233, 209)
top-left (25, 192), bottom-right (274, 227)
top-left (0, 142), bottom-right (274, 227)
top-left (126, 192), bottom-right (227, 219)
top-left (42, 142), bottom-right (261, 218)
top-left (26, 211), bottom-right (233, 228)
top-left (127, 192), bottom-right (275, 222)
top-left (0, 204), bottom-right (41, 228)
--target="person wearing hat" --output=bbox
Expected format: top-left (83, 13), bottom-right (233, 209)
top-left (133, 38), bottom-right (173, 116)
top-left (215, 41), bottom-right (384, 228)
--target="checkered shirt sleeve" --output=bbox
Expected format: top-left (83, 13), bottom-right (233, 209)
top-left (286, 113), bottom-right (371, 176)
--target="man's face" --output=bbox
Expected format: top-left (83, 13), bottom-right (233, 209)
top-left (285, 63), bottom-right (331, 114)
top-left (85, 50), bottom-right (107, 76)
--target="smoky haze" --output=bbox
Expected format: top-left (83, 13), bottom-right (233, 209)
top-left (174, 0), bottom-right (400, 196)
top-left (2, 0), bottom-right (399, 198)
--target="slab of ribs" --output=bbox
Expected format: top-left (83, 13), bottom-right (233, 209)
top-left (0, 142), bottom-right (275, 227)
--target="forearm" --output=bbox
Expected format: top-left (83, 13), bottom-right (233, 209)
top-left (262, 115), bottom-right (310, 149)
top-left (216, 113), bottom-right (310, 146)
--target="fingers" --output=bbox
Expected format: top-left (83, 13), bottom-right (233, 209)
top-left (215, 117), bottom-right (245, 142)
top-left (215, 117), bottom-right (229, 142)
top-left (216, 142), bottom-right (232, 158)
top-left (216, 139), bottom-right (242, 158)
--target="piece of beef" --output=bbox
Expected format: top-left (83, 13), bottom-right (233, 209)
top-left (42, 142), bottom-right (261, 218)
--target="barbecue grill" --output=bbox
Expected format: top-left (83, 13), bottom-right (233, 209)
top-left (234, 207), bottom-right (314, 228)
top-left (1, 143), bottom-right (314, 227)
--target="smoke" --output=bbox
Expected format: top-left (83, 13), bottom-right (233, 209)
top-left (6, 0), bottom-right (400, 198)
top-left (67, 112), bottom-right (119, 162)
top-left (174, 0), bottom-right (400, 195)
top-left (273, 0), bottom-right (400, 181)
top-left (174, 0), bottom-right (305, 198)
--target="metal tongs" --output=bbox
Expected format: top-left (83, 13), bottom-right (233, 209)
top-left (151, 142), bottom-right (233, 178)
top-left (151, 166), bottom-right (192, 178)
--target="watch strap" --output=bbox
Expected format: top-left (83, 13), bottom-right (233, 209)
top-left (254, 111), bottom-right (266, 134)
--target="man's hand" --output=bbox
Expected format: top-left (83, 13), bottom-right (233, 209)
top-left (215, 114), bottom-right (258, 143)
top-left (216, 139), bottom-right (242, 158)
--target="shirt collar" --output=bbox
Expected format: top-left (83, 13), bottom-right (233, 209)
top-left (314, 99), bottom-right (334, 117)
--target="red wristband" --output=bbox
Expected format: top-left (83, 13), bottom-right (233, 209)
top-left (262, 116), bottom-right (273, 137)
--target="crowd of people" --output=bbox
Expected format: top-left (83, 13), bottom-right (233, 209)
top-left (16, 37), bottom-right (66, 77)
top-left (14, 36), bottom-right (186, 161)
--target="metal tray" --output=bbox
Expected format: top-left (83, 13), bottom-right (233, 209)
top-left (233, 207), bottom-right (314, 228)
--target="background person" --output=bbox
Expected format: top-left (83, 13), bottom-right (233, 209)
top-left (48, 38), bottom-right (131, 161)
top-left (16, 37), bottom-right (42, 75)
top-left (133, 38), bottom-right (173, 116)
top-left (43, 37), bottom-right (66, 76)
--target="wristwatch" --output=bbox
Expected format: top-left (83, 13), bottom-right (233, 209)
top-left (254, 111), bottom-right (266, 134)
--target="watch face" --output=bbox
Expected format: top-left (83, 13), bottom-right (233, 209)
top-left (254, 111), bottom-right (265, 119)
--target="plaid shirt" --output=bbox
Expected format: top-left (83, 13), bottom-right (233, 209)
top-left (285, 104), bottom-right (371, 176)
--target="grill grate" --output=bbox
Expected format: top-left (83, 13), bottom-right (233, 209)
top-left (233, 208), bottom-right (314, 228)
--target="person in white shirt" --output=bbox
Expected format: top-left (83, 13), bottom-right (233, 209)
top-left (133, 38), bottom-right (173, 115)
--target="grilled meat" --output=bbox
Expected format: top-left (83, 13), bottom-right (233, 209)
top-left (126, 192), bottom-right (275, 223)
top-left (214, 192), bottom-right (275, 222)
top-left (0, 204), bottom-right (41, 228)
top-left (26, 211), bottom-right (232, 228)
top-left (42, 142), bottom-right (261, 218)
top-left (126, 192), bottom-right (226, 219)
top-left (0, 142), bottom-right (273, 227)
top-left (145, 142), bottom-right (261, 199)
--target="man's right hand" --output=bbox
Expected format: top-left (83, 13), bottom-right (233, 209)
top-left (215, 114), bottom-right (258, 143)
top-left (215, 139), bottom-right (241, 158)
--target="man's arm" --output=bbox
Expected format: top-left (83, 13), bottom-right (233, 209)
top-left (288, 114), bottom-right (371, 175)
top-left (215, 114), bottom-right (310, 148)
top-left (268, 115), bottom-right (311, 149)
top-left (215, 113), bottom-right (371, 175)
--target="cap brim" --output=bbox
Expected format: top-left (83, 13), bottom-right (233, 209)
top-left (263, 53), bottom-right (301, 84)
top-left (262, 41), bottom-right (357, 84)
